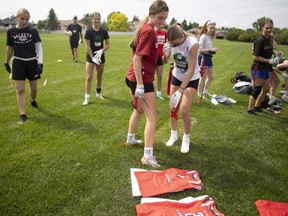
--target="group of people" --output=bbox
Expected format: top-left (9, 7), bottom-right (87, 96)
top-left (4, 2), bottom-right (287, 167)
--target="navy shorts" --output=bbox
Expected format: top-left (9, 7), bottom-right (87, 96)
top-left (12, 58), bottom-right (39, 81)
top-left (125, 78), bottom-right (154, 95)
top-left (198, 54), bottom-right (213, 68)
top-left (171, 76), bottom-right (199, 90)
top-left (250, 69), bottom-right (270, 80)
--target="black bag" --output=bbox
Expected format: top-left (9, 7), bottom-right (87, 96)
top-left (231, 72), bottom-right (252, 83)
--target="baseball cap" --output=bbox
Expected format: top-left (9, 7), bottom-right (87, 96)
top-left (73, 15), bottom-right (77, 19)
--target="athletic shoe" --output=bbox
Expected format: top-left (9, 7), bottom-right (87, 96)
top-left (282, 93), bottom-right (288, 102)
top-left (166, 134), bottom-right (178, 146)
top-left (279, 90), bottom-right (287, 95)
top-left (30, 101), bottom-right (39, 108)
top-left (141, 156), bottom-right (161, 168)
top-left (82, 99), bottom-right (89, 106)
top-left (281, 73), bottom-right (288, 79)
top-left (19, 114), bottom-right (27, 123)
top-left (254, 106), bottom-right (263, 112)
top-left (268, 96), bottom-right (278, 105)
top-left (96, 93), bottom-right (104, 99)
top-left (181, 137), bottom-right (190, 153)
top-left (124, 139), bottom-right (142, 147)
top-left (203, 91), bottom-right (212, 97)
top-left (156, 95), bottom-right (165, 100)
top-left (247, 110), bottom-right (257, 115)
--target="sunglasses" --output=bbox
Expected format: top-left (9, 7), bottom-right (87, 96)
top-left (131, 97), bottom-right (149, 113)
top-left (169, 36), bottom-right (183, 48)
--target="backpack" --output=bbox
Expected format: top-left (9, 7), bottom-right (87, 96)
top-left (231, 72), bottom-right (252, 83)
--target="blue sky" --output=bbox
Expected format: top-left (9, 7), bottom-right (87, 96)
top-left (0, 0), bottom-right (286, 29)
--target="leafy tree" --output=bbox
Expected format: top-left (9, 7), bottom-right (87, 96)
top-left (107, 12), bottom-right (128, 31)
top-left (37, 20), bottom-right (48, 29)
top-left (81, 13), bottom-right (91, 27)
top-left (132, 15), bottom-right (140, 22)
top-left (169, 17), bottom-right (178, 26)
top-left (252, 17), bottom-right (268, 31)
top-left (181, 19), bottom-right (188, 30)
top-left (47, 8), bottom-right (60, 30)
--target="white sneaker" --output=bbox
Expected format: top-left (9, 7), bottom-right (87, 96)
top-left (166, 134), bottom-right (178, 146)
top-left (279, 90), bottom-right (287, 95)
top-left (268, 96), bottom-right (278, 105)
top-left (96, 93), bottom-right (104, 99)
top-left (82, 99), bottom-right (89, 106)
top-left (203, 90), bottom-right (212, 97)
top-left (125, 139), bottom-right (142, 147)
top-left (282, 93), bottom-right (288, 102)
top-left (141, 156), bottom-right (161, 168)
top-left (181, 137), bottom-right (190, 153)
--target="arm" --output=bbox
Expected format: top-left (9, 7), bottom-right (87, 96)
top-left (35, 42), bottom-right (43, 63)
top-left (102, 38), bottom-right (110, 52)
top-left (133, 54), bottom-right (143, 85)
top-left (85, 40), bottom-right (94, 59)
top-left (5, 46), bottom-right (13, 64)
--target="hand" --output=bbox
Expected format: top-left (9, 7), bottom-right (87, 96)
top-left (92, 56), bottom-right (102, 65)
top-left (135, 84), bottom-right (144, 99)
top-left (94, 49), bottom-right (103, 59)
top-left (35, 64), bottom-right (43, 77)
top-left (269, 57), bottom-right (280, 65)
top-left (169, 90), bottom-right (182, 108)
top-left (79, 39), bottom-right (83, 45)
top-left (163, 43), bottom-right (170, 57)
top-left (4, 63), bottom-right (11, 73)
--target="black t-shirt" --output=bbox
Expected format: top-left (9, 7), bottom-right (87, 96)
top-left (84, 27), bottom-right (109, 56)
top-left (67, 23), bottom-right (82, 42)
top-left (6, 26), bottom-right (41, 58)
top-left (251, 35), bottom-right (273, 70)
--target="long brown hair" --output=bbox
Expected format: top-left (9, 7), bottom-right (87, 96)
top-left (198, 20), bottom-right (216, 39)
top-left (129, 0), bottom-right (169, 49)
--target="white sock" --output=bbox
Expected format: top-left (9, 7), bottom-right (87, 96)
top-left (183, 133), bottom-right (190, 139)
top-left (85, 94), bottom-right (90, 99)
top-left (171, 130), bottom-right (177, 137)
top-left (127, 133), bottom-right (135, 142)
top-left (157, 91), bottom-right (161, 96)
top-left (144, 147), bottom-right (153, 159)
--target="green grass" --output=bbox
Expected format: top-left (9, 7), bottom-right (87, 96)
top-left (0, 32), bottom-right (287, 216)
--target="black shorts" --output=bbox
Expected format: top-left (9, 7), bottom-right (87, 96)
top-left (125, 77), bottom-right (154, 95)
top-left (171, 76), bottom-right (199, 90)
top-left (86, 55), bottom-right (106, 64)
top-left (12, 58), bottom-right (39, 81)
top-left (70, 40), bottom-right (79, 49)
top-left (156, 56), bottom-right (164, 66)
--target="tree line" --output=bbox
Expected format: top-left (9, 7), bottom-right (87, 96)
top-left (37, 9), bottom-right (288, 45)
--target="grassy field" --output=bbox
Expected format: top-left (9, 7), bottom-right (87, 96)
top-left (0, 32), bottom-right (287, 216)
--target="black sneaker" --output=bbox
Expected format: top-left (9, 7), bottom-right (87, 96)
top-left (31, 101), bottom-right (39, 108)
top-left (247, 110), bottom-right (257, 115)
top-left (19, 114), bottom-right (27, 123)
top-left (254, 106), bottom-right (263, 112)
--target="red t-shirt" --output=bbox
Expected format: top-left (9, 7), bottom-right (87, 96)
top-left (255, 200), bottom-right (288, 216)
top-left (126, 23), bottom-right (158, 83)
top-left (155, 29), bottom-right (167, 57)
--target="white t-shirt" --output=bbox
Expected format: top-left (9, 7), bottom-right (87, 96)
top-left (171, 36), bottom-right (200, 81)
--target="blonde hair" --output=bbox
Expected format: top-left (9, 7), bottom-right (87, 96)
top-left (90, 12), bottom-right (101, 19)
top-left (129, 0), bottom-right (169, 49)
top-left (198, 20), bottom-right (216, 39)
top-left (16, 8), bottom-right (30, 18)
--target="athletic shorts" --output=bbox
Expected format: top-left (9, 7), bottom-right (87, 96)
top-left (70, 40), bottom-right (79, 49)
top-left (125, 77), bottom-right (154, 95)
top-left (156, 56), bottom-right (164, 66)
top-left (171, 76), bottom-right (199, 90)
top-left (12, 58), bottom-right (39, 81)
top-left (250, 69), bottom-right (270, 80)
top-left (198, 54), bottom-right (213, 69)
top-left (86, 55), bottom-right (106, 64)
